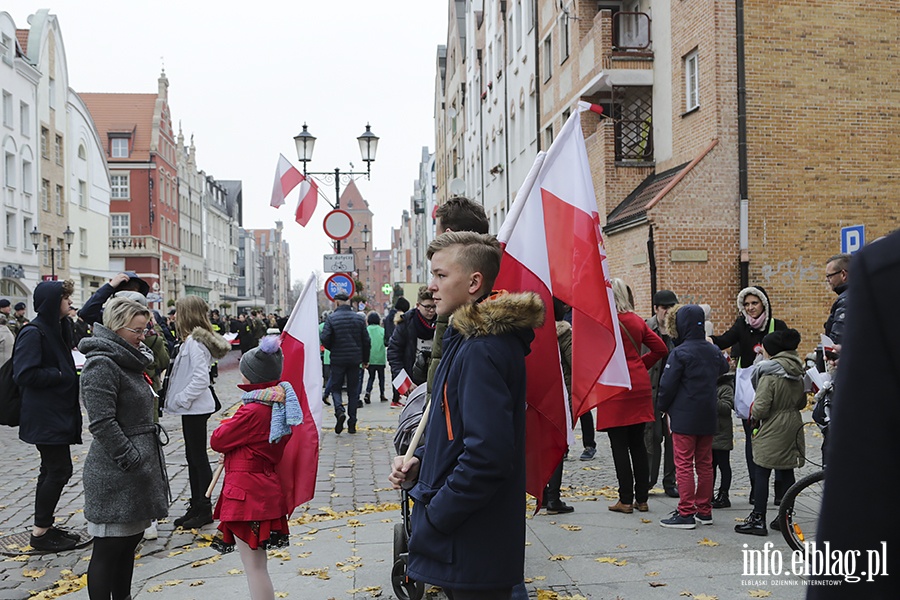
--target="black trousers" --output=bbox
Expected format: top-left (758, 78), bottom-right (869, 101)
top-left (445, 589), bottom-right (513, 600)
top-left (181, 414), bottom-right (213, 503)
top-left (712, 448), bottom-right (732, 494)
top-left (87, 532), bottom-right (143, 600)
top-left (579, 411), bottom-right (595, 449)
top-left (607, 423), bottom-right (650, 504)
top-left (365, 364), bottom-right (386, 397)
top-left (753, 466), bottom-right (795, 516)
top-left (34, 444), bottom-right (73, 528)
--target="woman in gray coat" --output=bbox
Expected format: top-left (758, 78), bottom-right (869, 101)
top-left (79, 298), bottom-right (169, 600)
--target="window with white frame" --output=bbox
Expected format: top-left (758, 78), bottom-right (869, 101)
top-left (41, 179), bottom-right (49, 211)
top-left (79, 227), bottom-right (88, 255)
top-left (48, 78), bottom-right (55, 110)
top-left (19, 102), bottom-right (29, 136)
top-left (4, 152), bottom-right (14, 188)
top-left (542, 34), bottom-right (552, 82)
top-left (2, 91), bottom-right (12, 128)
top-left (21, 160), bottom-right (32, 195)
top-left (40, 128), bottom-right (48, 158)
top-left (78, 180), bottom-right (87, 208)
top-left (559, 8), bottom-right (571, 63)
top-left (514, 0), bottom-right (522, 49)
top-left (55, 184), bottom-right (63, 215)
top-left (41, 235), bottom-right (50, 266)
top-left (111, 137), bottom-right (129, 158)
top-left (5, 213), bottom-right (14, 248)
top-left (110, 213), bottom-right (130, 237)
top-left (54, 135), bottom-right (62, 165)
top-left (684, 50), bottom-right (699, 112)
top-left (110, 174), bottom-right (129, 198)
top-left (22, 217), bottom-right (31, 251)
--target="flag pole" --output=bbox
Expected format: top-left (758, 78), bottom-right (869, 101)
top-left (402, 401), bottom-right (430, 467)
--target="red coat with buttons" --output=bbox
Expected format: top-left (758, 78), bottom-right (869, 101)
top-left (210, 401), bottom-right (291, 522)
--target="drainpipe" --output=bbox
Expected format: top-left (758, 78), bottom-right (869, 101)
top-left (501, 1), bottom-right (512, 212)
top-left (647, 223), bottom-right (657, 299)
top-left (478, 48), bottom-right (486, 207)
top-left (736, 0), bottom-right (749, 289)
top-left (533, 0), bottom-right (542, 152)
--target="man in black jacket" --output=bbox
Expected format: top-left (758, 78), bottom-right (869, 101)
top-left (823, 253), bottom-right (849, 344)
top-left (320, 293), bottom-right (370, 435)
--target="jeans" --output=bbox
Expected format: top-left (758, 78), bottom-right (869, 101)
top-left (182, 414), bottom-right (213, 503)
top-left (322, 363), bottom-right (332, 397)
top-left (712, 448), bottom-right (732, 494)
top-left (330, 363), bottom-right (361, 425)
top-left (753, 467), bottom-right (795, 517)
top-left (672, 432), bottom-right (714, 517)
top-left (579, 411), bottom-right (596, 449)
top-left (607, 423), bottom-right (650, 504)
top-left (365, 365), bottom-right (385, 398)
top-left (34, 444), bottom-right (73, 528)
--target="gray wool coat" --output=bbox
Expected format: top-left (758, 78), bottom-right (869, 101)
top-left (79, 324), bottom-right (170, 525)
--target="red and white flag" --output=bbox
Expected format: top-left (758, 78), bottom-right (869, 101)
top-left (392, 369), bottom-right (413, 396)
top-left (294, 178), bottom-right (319, 227)
top-left (276, 272), bottom-right (324, 513)
top-left (271, 154), bottom-right (305, 208)
top-left (496, 101), bottom-right (630, 506)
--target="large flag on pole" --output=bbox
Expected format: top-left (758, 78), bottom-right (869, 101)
top-left (271, 154), bottom-right (305, 208)
top-left (496, 101), bottom-right (630, 505)
top-left (276, 272), bottom-right (324, 512)
top-left (294, 178), bottom-right (319, 227)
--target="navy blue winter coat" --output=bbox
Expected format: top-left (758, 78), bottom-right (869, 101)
top-left (320, 305), bottom-right (370, 366)
top-left (13, 281), bottom-right (81, 445)
top-left (407, 292), bottom-right (543, 591)
top-left (657, 304), bottom-right (728, 436)
top-left (387, 308), bottom-right (436, 384)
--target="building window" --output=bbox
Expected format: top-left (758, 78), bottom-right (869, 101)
top-left (78, 180), bottom-right (87, 208)
top-left (21, 159), bottom-right (32, 195)
top-left (612, 85), bottom-right (654, 161)
top-left (5, 213), bottom-right (14, 248)
top-left (110, 213), bottom-right (130, 237)
top-left (2, 91), bottom-right (12, 128)
top-left (684, 50), bottom-right (699, 112)
top-left (515, 0), bottom-right (522, 49)
top-left (19, 102), bottom-right (29, 136)
top-left (22, 217), bottom-right (31, 251)
top-left (110, 174), bottom-right (129, 199)
top-left (559, 9), bottom-right (571, 63)
top-left (40, 127), bottom-right (49, 158)
top-left (41, 179), bottom-right (50, 211)
top-left (542, 35), bottom-right (552, 82)
top-left (4, 152), bottom-right (14, 188)
top-left (56, 238), bottom-right (64, 269)
top-left (111, 137), bottom-right (129, 158)
top-left (48, 78), bottom-right (55, 110)
top-left (41, 235), bottom-right (50, 266)
top-left (79, 227), bottom-right (88, 256)
top-left (544, 124), bottom-right (554, 147)
top-left (78, 144), bottom-right (86, 159)
top-left (55, 185), bottom-right (64, 216)
top-left (54, 135), bottom-right (63, 165)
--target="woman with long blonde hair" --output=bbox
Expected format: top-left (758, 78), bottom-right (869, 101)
top-left (164, 295), bottom-right (230, 529)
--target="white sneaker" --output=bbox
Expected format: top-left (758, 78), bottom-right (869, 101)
top-left (143, 520), bottom-right (158, 540)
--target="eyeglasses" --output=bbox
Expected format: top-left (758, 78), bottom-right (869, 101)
top-left (120, 326), bottom-right (146, 337)
top-left (418, 303), bottom-right (436, 311)
top-left (825, 270), bottom-right (844, 281)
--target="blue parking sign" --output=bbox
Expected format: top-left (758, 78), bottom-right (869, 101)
top-left (841, 225), bottom-right (865, 254)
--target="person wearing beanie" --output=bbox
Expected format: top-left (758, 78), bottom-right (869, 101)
top-left (210, 333), bottom-right (302, 599)
top-left (735, 328), bottom-right (806, 536)
top-left (12, 301), bottom-right (29, 337)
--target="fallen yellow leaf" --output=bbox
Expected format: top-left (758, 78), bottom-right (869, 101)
top-left (147, 585), bottom-right (164, 593)
top-left (748, 591), bottom-right (772, 598)
top-left (226, 568), bottom-right (243, 575)
top-left (646, 571), bottom-right (660, 576)
top-left (694, 595), bottom-right (719, 600)
top-left (190, 580), bottom-right (205, 586)
top-left (697, 538), bottom-right (719, 547)
top-left (559, 524), bottom-right (582, 531)
top-left (536, 591), bottom-right (559, 600)
top-left (548, 554), bottom-right (572, 561)
top-left (164, 580), bottom-right (183, 586)
top-left (275, 593), bottom-right (288, 598)
top-left (22, 568), bottom-right (46, 579)
top-left (595, 556), bottom-right (628, 566)
top-left (640, 518), bottom-right (652, 523)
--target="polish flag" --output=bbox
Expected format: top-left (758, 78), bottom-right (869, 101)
top-left (392, 369), bottom-right (413, 395)
top-left (276, 272), bottom-right (324, 512)
top-left (496, 101), bottom-right (630, 506)
top-left (271, 154), bottom-right (305, 208)
top-left (294, 178), bottom-right (319, 227)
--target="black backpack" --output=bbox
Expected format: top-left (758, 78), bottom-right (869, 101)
top-left (0, 325), bottom-right (43, 427)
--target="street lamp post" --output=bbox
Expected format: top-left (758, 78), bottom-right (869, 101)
top-left (293, 123), bottom-right (379, 253)
top-left (30, 226), bottom-right (74, 280)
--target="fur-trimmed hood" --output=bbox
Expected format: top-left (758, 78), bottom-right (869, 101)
top-left (450, 291), bottom-right (545, 339)
top-left (190, 326), bottom-right (231, 359)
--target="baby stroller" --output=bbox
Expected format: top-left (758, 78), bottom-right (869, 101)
top-left (391, 385), bottom-right (427, 600)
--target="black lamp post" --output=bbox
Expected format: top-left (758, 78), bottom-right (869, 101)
top-left (293, 123), bottom-right (379, 253)
top-left (30, 226), bottom-right (74, 280)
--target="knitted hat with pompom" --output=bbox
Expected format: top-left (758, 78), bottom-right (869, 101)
top-left (239, 334), bottom-right (283, 383)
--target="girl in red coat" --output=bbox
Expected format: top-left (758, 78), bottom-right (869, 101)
top-left (210, 335), bottom-right (302, 600)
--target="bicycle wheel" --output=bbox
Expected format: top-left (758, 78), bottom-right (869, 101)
top-left (777, 470), bottom-right (825, 552)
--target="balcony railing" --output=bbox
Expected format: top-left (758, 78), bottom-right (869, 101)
top-left (109, 235), bottom-right (160, 256)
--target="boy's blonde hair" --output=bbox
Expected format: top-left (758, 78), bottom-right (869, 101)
top-left (175, 295), bottom-right (213, 340)
top-left (103, 297), bottom-right (151, 332)
top-left (426, 231), bottom-right (502, 291)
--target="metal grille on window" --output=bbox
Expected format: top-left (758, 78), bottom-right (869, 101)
top-left (613, 86), bottom-right (653, 162)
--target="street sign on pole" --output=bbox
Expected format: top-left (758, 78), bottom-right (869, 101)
top-left (323, 254), bottom-right (355, 273)
top-left (324, 273), bottom-right (356, 301)
top-left (323, 209), bottom-right (353, 241)
top-left (840, 225), bottom-right (865, 254)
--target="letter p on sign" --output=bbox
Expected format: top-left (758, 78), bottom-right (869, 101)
top-left (841, 225), bottom-right (865, 254)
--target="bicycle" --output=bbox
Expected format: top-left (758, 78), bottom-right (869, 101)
top-left (775, 468), bottom-right (825, 551)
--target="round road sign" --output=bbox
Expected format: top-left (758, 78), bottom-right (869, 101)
top-left (324, 273), bottom-right (356, 301)
top-left (323, 209), bottom-right (353, 241)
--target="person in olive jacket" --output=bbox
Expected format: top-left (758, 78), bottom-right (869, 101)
top-left (79, 298), bottom-right (170, 599)
top-left (13, 279), bottom-right (81, 553)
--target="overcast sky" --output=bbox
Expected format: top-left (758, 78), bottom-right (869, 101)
top-left (11, 1), bottom-right (448, 286)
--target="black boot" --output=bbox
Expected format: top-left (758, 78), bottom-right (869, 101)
top-left (364, 393), bottom-right (371, 404)
top-left (543, 460), bottom-right (573, 514)
top-left (173, 501), bottom-right (201, 528)
top-left (180, 499), bottom-right (213, 529)
top-left (735, 512), bottom-right (768, 536)
top-left (711, 491), bottom-right (731, 509)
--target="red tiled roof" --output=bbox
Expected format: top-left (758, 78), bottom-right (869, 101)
top-left (79, 93), bottom-right (157, 162)
top-left (16, 29), bottom-right (28, 56)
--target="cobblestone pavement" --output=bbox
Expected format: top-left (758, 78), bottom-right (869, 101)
top-left (0, 350), bottom-right (816, 599)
